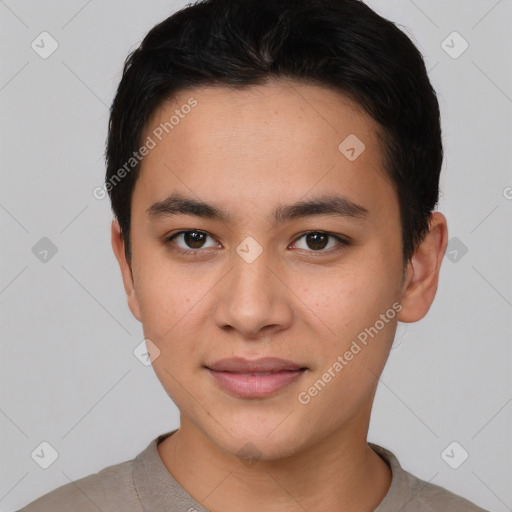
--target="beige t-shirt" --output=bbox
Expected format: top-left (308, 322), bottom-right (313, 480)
top-left (17, 430), bottom-right (489, 512)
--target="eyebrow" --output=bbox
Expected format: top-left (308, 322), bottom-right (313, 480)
top-left (146, 192), bottom-right (368, 223)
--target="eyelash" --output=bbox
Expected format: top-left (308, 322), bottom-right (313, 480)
top-left (164, 230), bottom-right (350, 256)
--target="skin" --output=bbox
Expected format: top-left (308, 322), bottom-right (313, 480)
top-left (112, 78), bottom-right (448, 512)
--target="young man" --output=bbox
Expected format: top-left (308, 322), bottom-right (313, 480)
top-left (19, 0), bottom-right (489, 510)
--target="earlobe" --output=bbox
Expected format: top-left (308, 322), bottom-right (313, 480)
top-left (397, 212), bottom-right (448, 323)
top-left (111, 220), bottom-right (142, 322)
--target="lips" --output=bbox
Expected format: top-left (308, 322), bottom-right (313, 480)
top-left (207, 357), bottom-right (305, 373)
top-left (206, 357), bottom-right (307, 398)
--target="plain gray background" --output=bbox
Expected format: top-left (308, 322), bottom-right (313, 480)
top-left (1, 1), bottom-right (511, 511)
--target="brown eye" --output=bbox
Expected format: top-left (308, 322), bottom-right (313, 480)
top-left (168, 230), bottom-right (218, 251)
top-left (305, 232), bottom-right (329, 250)
top-left (183, 231), bottom-right (207, 248)
top-left (293, 231), bottom-right (348, 252)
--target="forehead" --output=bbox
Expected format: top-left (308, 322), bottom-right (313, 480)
top-left (146, 78), bottom-right (380, 157)
top-left (134, 79), bottom-right (395, 218)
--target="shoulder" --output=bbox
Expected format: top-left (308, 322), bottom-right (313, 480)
top-left (370, 443), bottom-right (490, 512)
top-left (16, 459), bottom-right (140, 512)
top-left (400, 468), bottom-right (490, 512)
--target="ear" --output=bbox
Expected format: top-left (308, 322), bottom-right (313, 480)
top-left (111, 220), bottom-right (142, 322)
top-left (397, 212), bottom-right (448, 323)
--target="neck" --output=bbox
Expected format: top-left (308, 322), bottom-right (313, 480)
top-left (157, 415), bottom-right (391, 512)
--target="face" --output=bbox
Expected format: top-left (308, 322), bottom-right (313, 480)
top-left (113, 79), bottom-right (436, 460)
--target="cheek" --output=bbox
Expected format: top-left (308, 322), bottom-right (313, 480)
top-left (296, 286), bottom-right (399, 424)
top-left (132, 273), bottom-right (197, 364)
top-left (307, 261), bottom-right (400, 343)
top-left (131, 242), bottom-right (201, 325)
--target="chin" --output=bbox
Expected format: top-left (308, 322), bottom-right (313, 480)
top-left (200, 412), bottom-right (316, 462)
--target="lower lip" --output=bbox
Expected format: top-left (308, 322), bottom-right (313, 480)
top-left (208, 369), bottom-right (306, 398)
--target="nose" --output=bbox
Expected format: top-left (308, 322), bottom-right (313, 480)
top-left (213, 247), bottom-right (293, 339)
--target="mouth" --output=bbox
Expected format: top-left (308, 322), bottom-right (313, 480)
top-left (205, 357), bottom-right (308, 398)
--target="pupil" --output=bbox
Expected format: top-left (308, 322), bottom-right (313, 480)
top-left (185, 231), bottom-right (205, 248)
top-left (307, 232), bottom-right (327, 250)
